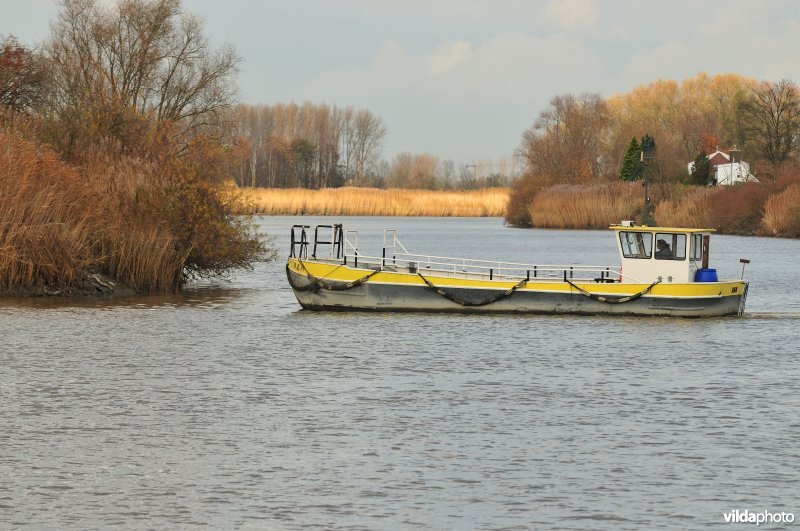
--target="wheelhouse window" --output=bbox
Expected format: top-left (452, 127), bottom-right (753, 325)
top-left (691, 233), bottom-right (703, 261)
top-left (619, 231), bottom-right (653, 259)
top-left (655, 233), bottom-right (687, 261)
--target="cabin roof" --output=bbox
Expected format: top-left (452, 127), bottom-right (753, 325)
top-left (609, 225), bottom-right (716, 234)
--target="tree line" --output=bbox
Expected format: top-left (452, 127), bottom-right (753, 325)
top-left (227, 102), bottom-right (520, 190)
top-left (229, 103), bottom-right (386, 189)
top-left (508, 73), bottom-right (800, 225)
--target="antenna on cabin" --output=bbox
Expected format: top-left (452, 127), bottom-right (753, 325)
top-left (639, 135), bottom-right (655, 226)
top-left (639, 152), bottom-right (651, 226)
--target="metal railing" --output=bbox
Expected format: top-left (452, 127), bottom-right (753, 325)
top-left (392, 252), bottom-right (622, 283)
top-left (342, 228), bottom-right (630, 283)
top-left (292, 225), bottom-right (644, 283)
top-left (289, 225), bottom-right (310, 259)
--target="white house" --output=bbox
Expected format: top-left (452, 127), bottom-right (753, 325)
top-left (687, 147), bottom-right (758, 185)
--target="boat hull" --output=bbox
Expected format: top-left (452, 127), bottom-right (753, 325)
top-left (287, 258), bottom-right (747, 317)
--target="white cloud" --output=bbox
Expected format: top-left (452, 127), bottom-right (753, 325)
top-left (617, 12), bottom-right (800, 91)
top-left (300, 33), bottom-right (604, 161)
top-left (619, 41), bottom-right (697, 89)
top-left (428, 41), bottom-right (472, 77)
top-left (351, 0), bottom-right (550, 24)
top-left (544, 0), bottom-right (599, 33)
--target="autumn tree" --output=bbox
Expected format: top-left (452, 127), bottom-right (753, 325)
top-left (508, 93), bottom-right (610, 225)
top-left (738, 79), bottom-right (800, 169)
top-left (386, 152), bottom-right (414, 188)
top-left (386, 153), bottom-right (440, 189)
top-left (519, 93), bottom-right (610, 184)
top-left (0, 36), bottom-right (48, 112)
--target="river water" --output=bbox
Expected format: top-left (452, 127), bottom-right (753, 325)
top-left (2, 216), bottom-right (799, 529)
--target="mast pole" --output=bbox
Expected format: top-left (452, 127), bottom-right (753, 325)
top-left (641, 150), bottom-right (649, 226)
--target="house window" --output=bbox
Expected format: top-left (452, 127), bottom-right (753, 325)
top-left (655, 233), bottom-right (687, 261)
top-left (619, 231), bottom-right (653, 259)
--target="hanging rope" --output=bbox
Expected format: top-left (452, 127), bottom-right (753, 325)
top-left (417, 272), bottom-right (528, 307)
top-left (286, 260), bottom-right (381, 292)
top-left (565, 277), bottom-right (661, 304)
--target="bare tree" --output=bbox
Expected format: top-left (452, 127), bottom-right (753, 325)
top-left (440, 159), bottom-right (455, 186)
top-left (340, 106), bottom-right (355, 182)
top-left (45, 0), bottom-right (240, 152)
top-left (739, 79), bottom-right (800, 168)
top-left (350, 109), bottom-right (386, 185)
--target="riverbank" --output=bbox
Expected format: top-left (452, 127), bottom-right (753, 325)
top-left (2, 272), bottom-right (138, 298)
top-left (507, 178), bottom-right (800, 238)
top-left (237, 187), bottom-right (509, 217)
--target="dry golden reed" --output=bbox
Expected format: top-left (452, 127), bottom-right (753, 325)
top-left (76, 149), bottom-right (190, 293)
top-left (653, 187), bottom-right (715, 228)
top-left (0, 133), bottom-right (184, 294)
top-left (238, 187), bottom-right (509, 217)
top-left (0, 132), bottom-right (101, 294)
top-left (526, 182), bottom-right (642, 229)
top-left (761, 183), bottom-right (800, 237)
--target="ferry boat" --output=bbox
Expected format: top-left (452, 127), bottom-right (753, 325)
top-left (286, 223), bottom-right (749, 317)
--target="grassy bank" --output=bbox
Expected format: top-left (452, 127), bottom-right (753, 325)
top-left (238, 187), bottom-right (509, 217)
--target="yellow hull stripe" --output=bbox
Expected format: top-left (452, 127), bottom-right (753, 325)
top-left (287, 258), bottom-right (746, 299)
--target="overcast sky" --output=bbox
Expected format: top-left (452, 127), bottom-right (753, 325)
top-left (3, 0), bottom-right (799, 164)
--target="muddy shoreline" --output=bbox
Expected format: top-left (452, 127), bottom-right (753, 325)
top-left (1, 272), bottom-right (139, 298)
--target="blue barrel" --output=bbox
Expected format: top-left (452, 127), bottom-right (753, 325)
top-left (695, 268), bottom-right (718, 282)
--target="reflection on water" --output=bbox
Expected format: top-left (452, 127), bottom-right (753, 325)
top-left (0, 285), bottom-right (252, 311)
top-left (1, 217), bottom-right (799, 530)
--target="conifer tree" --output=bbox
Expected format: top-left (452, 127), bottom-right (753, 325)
top-left (619, 137), bottom-right (641, 181)
top-left (688, 151), bottom-right (711, 185)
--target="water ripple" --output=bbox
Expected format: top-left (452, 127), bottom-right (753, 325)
top-left (1, 217), bottom-right (799, 529)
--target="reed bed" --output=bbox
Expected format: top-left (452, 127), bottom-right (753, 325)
top-left (518, 178), bottom-right (800, 237)
top-left (526, 182), bottom-right (643, 229)
top-left (653, 187), bottom-right (715, 228)
top-left (238, 187), bottom-right (509, 217)
top-left (0, 134), bottom-right (185, 294)
top-left (0, 129), bottom-right (262, 295)
top-left (0, 132), bottom-right (101, 294)
top-left (761, 183), bottom-right (800, 237)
